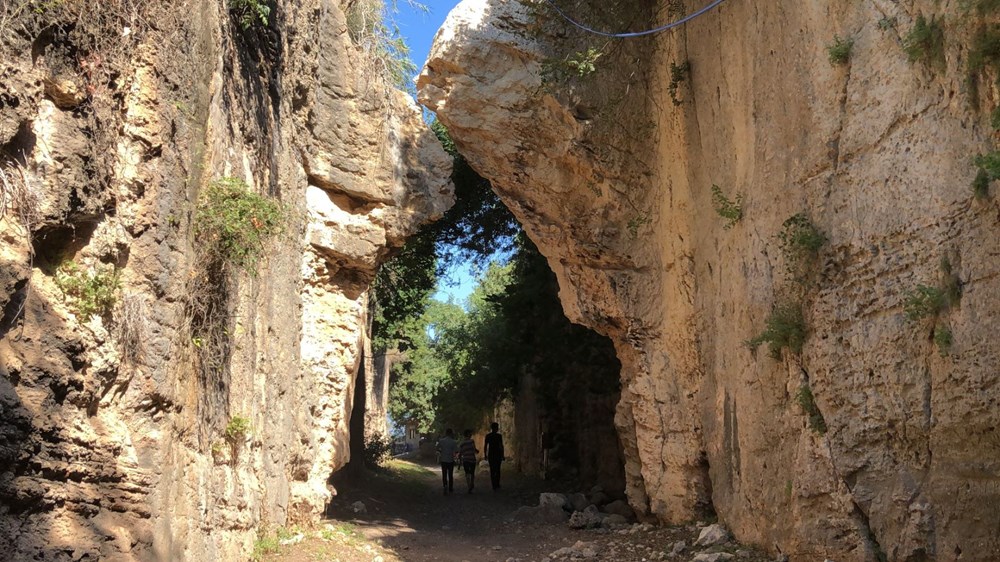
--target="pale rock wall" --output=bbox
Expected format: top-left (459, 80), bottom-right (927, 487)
top-left (0, 0), bottom-right (452, 560)
top-left (419, 1), bottom-right (1000, 560)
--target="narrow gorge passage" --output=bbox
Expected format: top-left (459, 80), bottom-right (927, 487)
top-left (263, 458), bottom-right (772, 562)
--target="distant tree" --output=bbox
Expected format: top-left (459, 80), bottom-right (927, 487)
top-left (371, 122), bottom-right (520, 355)
top-left (386, 299), bottom-right (466, 432)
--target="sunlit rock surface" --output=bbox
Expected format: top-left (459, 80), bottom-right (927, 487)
top-left (0, 0), bottom-right (452, 559)
top-left (419, 1), bottom-right (1000, 560)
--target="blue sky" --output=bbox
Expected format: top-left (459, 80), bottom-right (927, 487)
top-left (394, 0), bottom-right (461, 76)
top-left (391, 0), bottom-right (481, 304)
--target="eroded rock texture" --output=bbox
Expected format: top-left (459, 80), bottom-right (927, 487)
top-left (419, 1), bottom-right (1000, 560)
top-left (0, 0), bottom-right (451, 560)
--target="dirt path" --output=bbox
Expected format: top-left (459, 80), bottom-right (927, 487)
top-left (259, 459), bottom-right (773, 562)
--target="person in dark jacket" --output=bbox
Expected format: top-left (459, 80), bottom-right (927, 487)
top-left (483, 422), bottom-right (504, 490)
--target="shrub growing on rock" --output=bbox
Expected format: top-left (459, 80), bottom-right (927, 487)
top-left (194, 177), bottom-right (285, 275)
top-left (710, 184), bottom-right (743, 229)
top-left (778, 213), bottom-right (826, 281)
top-left (934, 324), bottom-right (953, 356)
top-left (903, 14), bottom-right (945, 68)
top-left (796, 385), bottom-right (827, 434)
top-left (225, 415), bottom-right (252, 441)
top-left (827, 35), bottom-right (854, 65)
top-left (229, 0), bottom-right (271, 30)
top-left (55, 261), bottom-right (120, 320)
top-left (747, 302), bottom-right (806, 358)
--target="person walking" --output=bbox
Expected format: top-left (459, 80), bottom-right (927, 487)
top-left (458, 429), bottom-right (479, 493)
top-left (483, 422), bottom-right (504, 491)
top-left (437, 428), bottom-right (458, 495)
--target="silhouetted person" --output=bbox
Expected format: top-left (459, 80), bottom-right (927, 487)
top-left (437, 428), bottom-right (458, 495)
top-left (483, 421), bottom-right (504, 490)
top-left (458, 429), bottom-right (479, 493)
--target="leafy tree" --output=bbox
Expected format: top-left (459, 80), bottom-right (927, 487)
top-left (372, 122), bottom-right (519, 355)
top-left (429, 121), bottom-right (520, 273)
top-left (386, 299), bottom-right (467, 432)
top-left (371, 227), bottom-right (437, 352)
top-left (429, 236), bottom-right (620, 440)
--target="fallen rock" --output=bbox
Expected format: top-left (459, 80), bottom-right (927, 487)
top-left (539, 492), bottom-right (569, 510)
top-left (44, 76), bottom-right (88, 109)
top-left (695, 523), bottom-right (730, 546)
top-left (567, 492), bottom-right (590, 512)
top-left (602, 499), bottom-right (634, 519)
top-left (602, 514), bottom-right (628, 528)
top-left (513, 504), bottom-right (569, 524)
top-left (568, 505), bottom-right (602, 529)
top-left (588, 491), bottom-right (610, 506)
top-left (550, 540), bottom-right (598, 559)
top-left (351, 501), bottom-right (367, 514)
top-left (692, 554), bottom-right (735, 562)
top-left (670, 540), bottom-right (686, 556)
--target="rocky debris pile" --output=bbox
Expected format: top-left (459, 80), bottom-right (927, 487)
top-left (512, 488), bottom-right (638, 530)
top-left (540, 518), bottom-right (773, 562)
top-left (547, 540), bottom-right (600, 560)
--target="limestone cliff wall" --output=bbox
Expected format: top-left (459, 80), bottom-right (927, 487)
top-left (419, 1), bottom-right (1000, 560)
top-left (0, 0), bottom-right (452, 560)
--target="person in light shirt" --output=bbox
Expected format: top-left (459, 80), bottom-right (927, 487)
top-left (458, 429), bottom-right (479, 493)
top-left (436, 428), bottom-right (458, 495)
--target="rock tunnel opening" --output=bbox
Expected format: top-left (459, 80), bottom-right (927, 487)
top-left (342, 117), bottom-right (632, 505)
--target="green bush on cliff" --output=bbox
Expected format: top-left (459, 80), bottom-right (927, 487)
top-left (903, 15), bottom-right (945, 68)
top-left (747, 301), bottom-right (806, 358)
top-left (827, 35), bottom-right (854, 65)
top-left (973, 167), bottom-right (991, 198)
top-left (934, 324), bottom-right (953, 356)
top-left (229, 0), bottom-right (271, 30)
top-left (968, 28), bottom-right (1000, 73)
top-left (710, 184), bottom-right (743, 229)
top-left (194, 177), bottom-right (285, 275)
top-left (973, 151), bottom-right (1000, 198)
top-left (668, 60), bottom-right (691, 106)
top-left (796, 385), bottom-right (827, 434)
top-left (903, 285), bottom-right (947, 320)
top-left (974, 150), bottom-right (1000, 178)
top-left (963, 0), bottom-right (1000, 13)
top-left (225, 415), bottom-right (251, 441)
top-left (55, 261), bottom-right (120, 320)
top-left (778, 213), bottom-right (826, 279)
top-left (566, 47), bottom-right (603, 77)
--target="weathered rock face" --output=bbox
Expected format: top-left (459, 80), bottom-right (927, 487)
top-left (419, 1), bottom-right (1000, 560)
top-left (0, 0), bottom-right (451, 560)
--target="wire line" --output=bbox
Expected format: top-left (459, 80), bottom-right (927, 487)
top-left (541, 0), bottom-right (726, 38)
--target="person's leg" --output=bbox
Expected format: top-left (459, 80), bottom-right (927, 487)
top-left (463, 462), bottom-right (475, 492)
top-left (489, 458), bottom-right (501, 490)
top-left (440, 462), bottom-right (448, 494)
top-left (446, 462), bottom-right (454, 492)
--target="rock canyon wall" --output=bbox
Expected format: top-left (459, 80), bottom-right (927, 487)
top-left (419, 1), bottom-right (1000, 560)
top-left (0, 0), bottom-right (451, 559)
